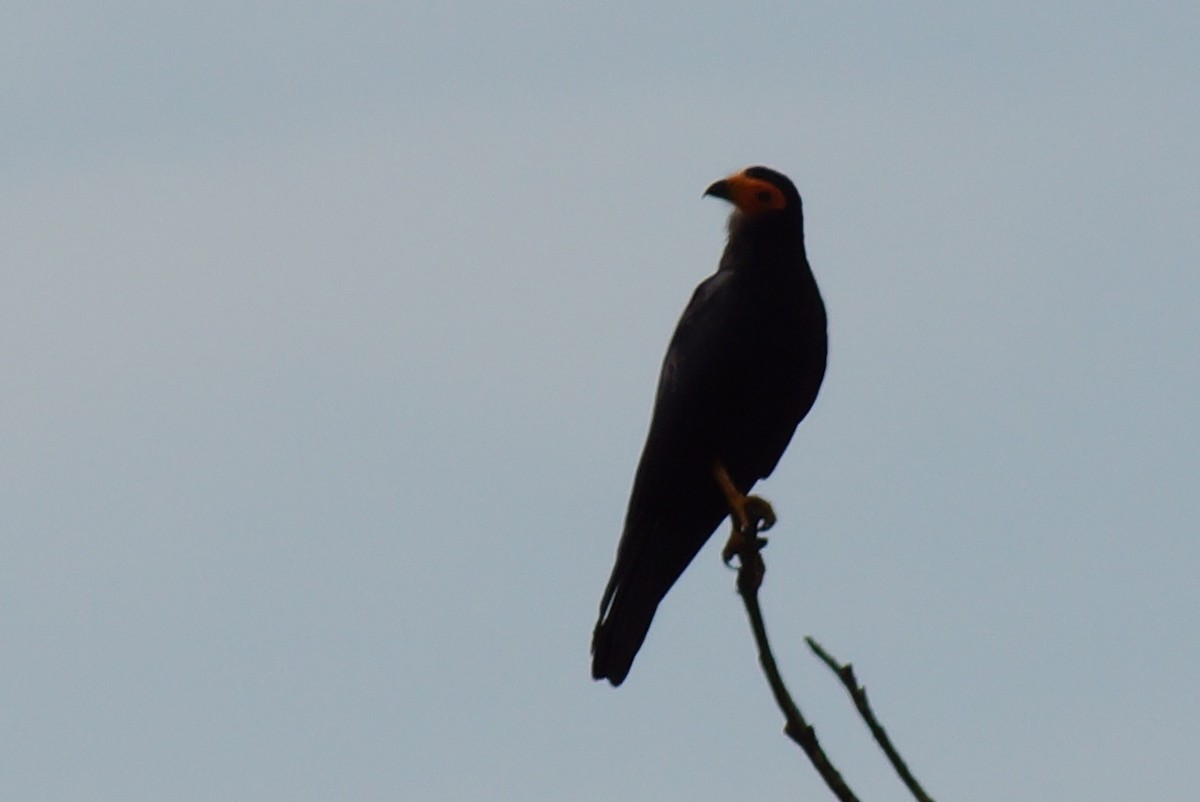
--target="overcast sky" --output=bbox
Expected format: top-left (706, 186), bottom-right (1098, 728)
top-left (3, 3), bottom-right (1198, 800)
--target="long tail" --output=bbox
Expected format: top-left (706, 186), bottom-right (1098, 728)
top-left (591, 576), bottom-right (662, 686)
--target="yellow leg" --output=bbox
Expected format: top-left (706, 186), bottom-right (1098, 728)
top-left (713, 461), bottom-right (776, 565)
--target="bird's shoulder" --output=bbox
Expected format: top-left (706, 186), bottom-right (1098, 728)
top-left (653, 272), bottom-right (742, 398)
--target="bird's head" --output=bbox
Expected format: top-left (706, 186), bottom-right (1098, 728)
top-left (704, 166), bottom-right (804, 242)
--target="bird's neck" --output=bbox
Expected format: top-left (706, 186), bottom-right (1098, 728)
top-left (721, 221), bottom-right (807, 273)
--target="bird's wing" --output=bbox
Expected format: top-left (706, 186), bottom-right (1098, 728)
top-left (592, 272), bottom-right (743, 682)
top-left (626, 269), bottom-right (743, 551)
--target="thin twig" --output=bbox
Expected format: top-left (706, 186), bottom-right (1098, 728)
top-left (806, 638), bottom-right (937, 802)
top-left (733, 526), bottom-right (860, 802)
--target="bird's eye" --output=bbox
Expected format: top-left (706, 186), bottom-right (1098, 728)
top-left (756, 190), bottom-right (773, 204)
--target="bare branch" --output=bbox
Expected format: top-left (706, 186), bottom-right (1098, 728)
top-left (731, 526), bottom-right (861, 802)
top-left (806, 637), bottom-right (937, 802)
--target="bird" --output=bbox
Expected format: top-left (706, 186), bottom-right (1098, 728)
top-left (592, 166), bottom-right (827, 686)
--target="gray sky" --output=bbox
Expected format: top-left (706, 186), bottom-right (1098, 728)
top-left (3, 2), bottom-right (1198, 800)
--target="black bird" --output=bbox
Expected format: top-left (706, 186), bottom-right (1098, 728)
top-left (592, 166), bottom-right (827, 686)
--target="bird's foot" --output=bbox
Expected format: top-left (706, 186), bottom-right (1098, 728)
top-left (712, 462), bottom-right (777, 566)
top-left (721, 494), bottom-right (775, 566)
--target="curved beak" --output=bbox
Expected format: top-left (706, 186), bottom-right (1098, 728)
top-left (703, 178), bottom-right (733, 201)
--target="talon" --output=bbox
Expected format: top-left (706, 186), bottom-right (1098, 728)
top-left (722, 537), bottom-right (738, 566)
top-left (743, 495), bottom-right (776, 532)
top-left (722, 527), bottom-right (744, 565)
top-left (722, 527), bottom-right (769, 567)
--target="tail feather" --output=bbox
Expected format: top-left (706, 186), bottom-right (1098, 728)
top-left (591, 581), bottom-right (661, 686)
top-left (593, 489), bottom-right (729, 685)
